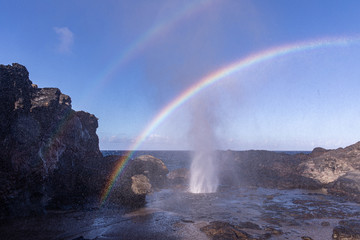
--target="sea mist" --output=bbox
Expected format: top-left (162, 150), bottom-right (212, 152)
top-left (188, 97), bottom-right (219, 193)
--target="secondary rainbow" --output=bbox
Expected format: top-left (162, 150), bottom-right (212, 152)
top-left (100, 36), bottom-right (360, 204)
top-left (82, 0), bottom-right (215, 107)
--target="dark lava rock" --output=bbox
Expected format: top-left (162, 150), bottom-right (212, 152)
top-left (105, 155), bottom-right (168, 207)
top-left (72, 237), bottom-right (91, 240)
top-left (332, 219), bottom-right (360, 239)
top-left (200, 221), bottom-right (257, 240)
top-left (0, 63), bottom-right (103, 217)
top-left (237, 221), bottom-right (261, 230)
top-left (301, 237), bottom-right (313, 240)
top-left (264, 226), bottom-right (283, 235)
top-left (130, 155), bottom-right (169, 189)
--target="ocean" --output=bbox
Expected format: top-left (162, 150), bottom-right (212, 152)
top-left (101, 150), bottom-right (312, 171)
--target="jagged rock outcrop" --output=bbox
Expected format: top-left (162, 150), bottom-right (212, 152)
top-left (300, 142), bottom-right (360, 184)
top-left (299, 142), bottom-right (360, 202)
top-left (105, 154), bottom-right (168, 207)
top-left (0, 63), bottom-right (103, 217)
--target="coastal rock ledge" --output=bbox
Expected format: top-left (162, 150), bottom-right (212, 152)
top-left (0, 63), bottom-right (103, 217)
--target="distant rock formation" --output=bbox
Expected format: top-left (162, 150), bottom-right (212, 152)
top-left (300, 142), bottom-right (360, 184)
top-left (219, 142), bottom-right (360, 203)
top-left (301, 142), bottom-right (360, 202)
top-left (218, 150), bottom-right (321, 190)
top-left (0, 63), bottom-right (103, 217)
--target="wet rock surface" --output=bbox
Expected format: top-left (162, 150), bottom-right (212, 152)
top-left (200, 221), bottom-right (255, 240)
top-left (332, 219), bottom-right (360, 240)
top-left (1, 186), bottom-right (359, 239)
top-left (147, 186), bottom-right (360, 239)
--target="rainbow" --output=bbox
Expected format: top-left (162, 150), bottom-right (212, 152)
top-left (82, 0), bottom-right (215, 105)
top-left (100, 36), bottom-right (360, 204)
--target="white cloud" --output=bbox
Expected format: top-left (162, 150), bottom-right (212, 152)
top-left (146, 134), bottom-right (170, 143)
top-left (54, 27), bottom-right (74, 53)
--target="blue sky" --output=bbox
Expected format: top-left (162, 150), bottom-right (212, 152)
top-left (1, 0), bottom-right (360, 150)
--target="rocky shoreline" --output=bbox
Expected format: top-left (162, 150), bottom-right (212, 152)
top-left (1, 63), bottom-right (360, 239)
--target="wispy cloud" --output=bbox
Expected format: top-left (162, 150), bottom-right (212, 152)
top-left (54, 27), bottom-right (74, 53)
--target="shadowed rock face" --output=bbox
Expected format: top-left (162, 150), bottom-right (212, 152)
top-left (0, 63), bottom-right (103, 217)
top-left (328, 171), bottom-right (360, 203)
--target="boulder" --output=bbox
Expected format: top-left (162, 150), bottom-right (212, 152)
top-left (105, 155), bottom-right (168, 207)
top-left (129, 155), bottom-right (169, 189)
top-left (200, 221), bottom-right (259, 240)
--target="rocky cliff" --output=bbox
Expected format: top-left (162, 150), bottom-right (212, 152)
top-left (0, 63), bottom-right (104, 217)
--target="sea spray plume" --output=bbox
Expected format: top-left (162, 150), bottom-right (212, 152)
top-left (188, 96), bottom-right (219, 193)
top-left (100, 36), bottom-right (360, 205)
